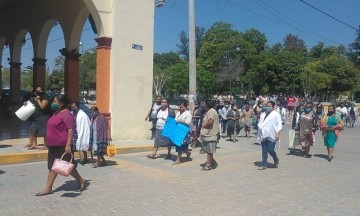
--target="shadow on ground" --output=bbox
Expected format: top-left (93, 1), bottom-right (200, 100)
top-left (313, 154), bottom-right (329, 160)
top-left (254, 161), bottom-right (276, 168)
top-left (286, 148), bottom-right (304, 157)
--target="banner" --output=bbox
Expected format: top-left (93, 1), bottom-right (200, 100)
top-left (161, 117), bottom-right (190, 147)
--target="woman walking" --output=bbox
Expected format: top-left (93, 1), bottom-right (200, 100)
top-left (289, 104), bottom-right (304, 154)
top-left (320, 105), bottom-right (343, 162)
top-left (71, 102), bottom-right (91, 165)
top-left (147, 98), bottom-right (175, 159)
top-left (226, 104), bottom-right (241, 142)
top-left (89, 106), bottom-right (111, 168)
top-left (173, 102), bottom-right (192, 165)
top-left (298, 102), bottom-right (317, 158)
top-left (36, 95), bottom-right (86, 196)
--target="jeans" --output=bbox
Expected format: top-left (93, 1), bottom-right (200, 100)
top-left (261, 138), bottom-right (278, 167)
top-left (221, 119), bottom-right (228, 134)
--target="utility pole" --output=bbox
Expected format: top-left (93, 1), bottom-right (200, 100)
top-left (188, 0), bottom-right (196, 110)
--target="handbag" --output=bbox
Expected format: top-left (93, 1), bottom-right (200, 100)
top-left (51, 153), bottom-right (75, 177)
top-left (106, 142), bottom-right (116, 157)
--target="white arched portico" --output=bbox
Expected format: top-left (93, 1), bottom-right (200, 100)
top-left (0, 0), bottom-right (155, 140)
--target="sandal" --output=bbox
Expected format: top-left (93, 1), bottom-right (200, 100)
top-left (28, 146), bottom-right (39, 150)
top-left (80, 159), bottom-right (89, 165)
top-left (146, 154), bottom-right (156, 159)
top-left (201, 165), bottom-right (212, 171)
top-left (35, 191), bottom-right (53, 196)
top-left (172, 161), bottom-right (181, 165)
top-left (76, 180), bottom-right (89, 192)
top-left (92, 163), bottom-right (100, 168)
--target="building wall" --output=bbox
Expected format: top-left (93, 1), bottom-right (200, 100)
top-left (110, 0), bottom-right (154, 139)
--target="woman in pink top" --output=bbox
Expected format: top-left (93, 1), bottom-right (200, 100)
top-left (35, 95), bottom-right (87, 196)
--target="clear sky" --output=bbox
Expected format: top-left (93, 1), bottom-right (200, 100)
top-left (154, 0), bottom-right (360, 53)
top-left (2, 0), bottom-right (360, 71)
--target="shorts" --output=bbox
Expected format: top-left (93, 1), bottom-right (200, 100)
top-left (202, 140), bottom-right (218, 154)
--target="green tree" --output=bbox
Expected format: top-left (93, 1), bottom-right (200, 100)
top-left (317, 55), bottom-right (358, 92)
top-left (20, 69), bottom-right (33, 91)
top-left (153, 66), bottom-right (172, 96)
top-left (163, 62), bottom-right (189, 97)
top-left (242, 28), bottom-right (267, 52)
top-left (266, 51), bottom-right (304, 94)
top-left (1, 67), bottom-right (10, 88)
top-left (80, 49), bottom-right (96, 93)
top-left (198, 22), bottom-right (242, 73)
top-left (176, 26), bottom-right (206, 60)
top-left (300, 60), bottom-right (331, 97)
top-left (47, 69), bottom-right (64, 91)
top-left (154, 52), bottom-right (182, 69)
top-left (283, 34), bottom-right (307, 54)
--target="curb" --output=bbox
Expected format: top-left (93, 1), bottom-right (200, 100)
top-left (0, 145), bottom-right (155, 165)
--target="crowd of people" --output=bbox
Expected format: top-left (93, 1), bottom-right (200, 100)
top-left (20, 87), bottom-right (111, 196)
top-left (145, 93), bottom-right (358, 171)
top-left (17, 87), bottom-right (358, 194)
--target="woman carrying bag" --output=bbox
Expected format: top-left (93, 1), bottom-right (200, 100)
top-left (172, 102), bottom-right (192, 165)
top-left (36, 95), bottom-right (86, 196)
top-left (320, 105), bottom-right (343, 162)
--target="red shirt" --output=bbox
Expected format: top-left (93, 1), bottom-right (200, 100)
top-left (46, 109), bottom-right (74, 146)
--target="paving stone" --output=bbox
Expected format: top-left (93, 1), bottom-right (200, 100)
top-left (1, 123), bottom-right (360, 215)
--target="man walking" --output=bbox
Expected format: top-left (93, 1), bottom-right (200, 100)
top-left (200, 101), bottom-right (220, 171)
top-left (218, 101), bottom-right (231, 137)
top-left (257, 101), bottom-right (282, 170)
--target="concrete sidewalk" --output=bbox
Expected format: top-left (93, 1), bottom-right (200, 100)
top-left (0, 116), bottom-right (158, 165)
top-left (0, 138), bottom-right (155, 165)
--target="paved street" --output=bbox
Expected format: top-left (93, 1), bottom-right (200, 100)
top-left (1, 123), bottom-right (360, 216)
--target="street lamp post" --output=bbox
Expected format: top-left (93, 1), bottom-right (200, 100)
top-left (188, 0), bottom-right (196, 110)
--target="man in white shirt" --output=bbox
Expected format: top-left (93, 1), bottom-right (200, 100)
top-left (338, 103), bottom-right (348, 125)
top-left (218, 101), bottom-right (231, 136)
top-left (257, 101), bottom-right (282, 170)
top-left (276, 103), bottom-right (286, 125)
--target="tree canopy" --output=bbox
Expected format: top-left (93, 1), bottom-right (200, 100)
top-left (153, 22), bottom-right (360, 101)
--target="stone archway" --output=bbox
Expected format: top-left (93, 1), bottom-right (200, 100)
top-left (0, 0), bottom-right (156, 140)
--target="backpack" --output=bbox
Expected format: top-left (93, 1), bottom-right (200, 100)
top-left (350, 107), bottom-right (355, 116)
